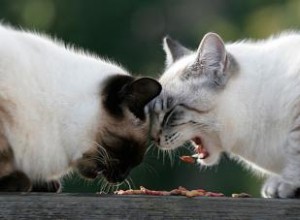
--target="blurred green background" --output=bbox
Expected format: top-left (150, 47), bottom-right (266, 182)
top-left (0, 0), bottom-right (299, 197)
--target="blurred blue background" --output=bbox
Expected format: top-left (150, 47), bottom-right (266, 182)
top-left (1, 0), bottom-right (298, 197)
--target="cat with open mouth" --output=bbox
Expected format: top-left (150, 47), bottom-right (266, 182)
top-left (151, 31), bottom-right (300, 198)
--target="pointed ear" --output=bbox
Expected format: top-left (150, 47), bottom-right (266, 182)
top-left (191, 33), bottom-right (229, 87)
top-left (194, 32), bottom-right (226, 72)
top-left (102, 75), bottom-right (161, 119)
top-left (126, 78), bottom-right (162, 120)
top-left (163, 36), bottom-right (192, 68)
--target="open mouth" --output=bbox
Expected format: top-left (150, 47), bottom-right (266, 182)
top-left (192, 137), bottom-right (209, 160)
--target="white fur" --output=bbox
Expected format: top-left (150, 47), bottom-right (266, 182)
top-left (218, 34), bottom-right (300, 175)
top-left (0, 24), bottom-right (128, 181)
top-left (155, 32), bottom-right (300, 198)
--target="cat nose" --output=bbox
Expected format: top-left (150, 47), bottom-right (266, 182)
top-left (151, 136), bottom-right (160, 145)
top-left (156, 137), bottom-right (160, 144)
top-left (150, 129), bottom-right (162, 145)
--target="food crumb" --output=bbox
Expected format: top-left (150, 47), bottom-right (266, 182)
top-left (231, 193), bottom-right (252, 198)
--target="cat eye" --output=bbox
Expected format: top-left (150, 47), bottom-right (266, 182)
top-left (161, 107), bottom-right (175, 127)
top-left (161, 104), bottom-right (185, 127)
top-left (162, 103), bottom-right (199, 128)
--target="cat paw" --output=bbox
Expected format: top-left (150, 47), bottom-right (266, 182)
top-left (32, 180), bottom-right (61, 193)
top-left (262, 176), bottom-right (298, 198)
top-left (0, 171), bottom-right (32, 192)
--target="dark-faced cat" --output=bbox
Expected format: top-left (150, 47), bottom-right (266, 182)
top-left (151, 32), bottom-right (300, 198)
top-left (0, 24), bottom-right (161, 192)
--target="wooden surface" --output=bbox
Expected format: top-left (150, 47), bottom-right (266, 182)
top-left (0, 193), bottom-right (300, 219)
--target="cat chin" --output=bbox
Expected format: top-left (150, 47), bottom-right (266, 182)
top-left (196, 152), bottom-right (221, 166)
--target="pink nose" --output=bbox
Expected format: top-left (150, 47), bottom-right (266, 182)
top-left (151, 136), bottom-right (160, 145)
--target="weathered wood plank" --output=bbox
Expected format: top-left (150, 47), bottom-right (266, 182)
top-left (0, 193), bottom-right (299, 219)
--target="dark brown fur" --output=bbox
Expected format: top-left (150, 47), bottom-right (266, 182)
top-left (0, 75), bottom-right (161, 190)
top-left (75, 75), bottom-right (161, 183)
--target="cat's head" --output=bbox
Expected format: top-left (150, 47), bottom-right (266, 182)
top-left (151, 33), bottom-right (237, 166)
top-left (77, 75), bottom-right (161, 183)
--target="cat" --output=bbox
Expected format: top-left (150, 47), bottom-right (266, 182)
top-left (150, 31), bottom-right (300, 198)
top-left (0, 24), bottom-right (161, 192)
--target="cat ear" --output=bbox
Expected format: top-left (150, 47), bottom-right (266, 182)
top-left (126, 77), bottom-right (162, 120)
top-left (163, 36), bottom-right (192, 67)
top-left (103, 75), bottom-right (161, 120)
top-left (192, 32), bottom-right (228, 86)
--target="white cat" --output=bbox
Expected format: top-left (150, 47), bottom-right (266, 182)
top-left (151, 32), bottom-right (300, 198)
top-left (0, 24), bottom-right (161, 192)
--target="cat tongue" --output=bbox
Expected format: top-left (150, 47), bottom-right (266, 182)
top-left (197, 145), bottom-right (209, 159)
top-left (193, 137), bottom-right (209, 159)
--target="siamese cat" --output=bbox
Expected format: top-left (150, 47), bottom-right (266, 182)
top-left (0, 24), bottom-right (161, 192)
top-left (151, 32), bottom-right (300, 198)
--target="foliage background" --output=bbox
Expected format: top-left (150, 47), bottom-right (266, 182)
top-left (0, 0), bottom-right (298, 197)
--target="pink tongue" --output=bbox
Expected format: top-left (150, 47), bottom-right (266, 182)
top-left (193, 137), bottom-right (209, 159)
top-left (197, 146), bottom-right (209, 159)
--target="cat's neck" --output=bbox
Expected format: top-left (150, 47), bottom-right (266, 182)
top-left (212, 38), bottom-right (300, 174)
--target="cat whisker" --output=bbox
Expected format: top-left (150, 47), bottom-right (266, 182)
top-left (94, 142), bottom-right (111, 159)
top-left (145, 143), bottom-right (155, 155)
top-left (142, 162), bottom-right (158, 177)
top-left (113, 181), bottom-right (124, 188)
top-left (113, 184), bottom-right (119, 193)
top-left (168, 149), bottom-right (176, 166)
top-left (180, 142), bottom-right (194, 154)
top-left (97, 176), bottom-right (103, 186)
top-left (156, 147), bottom-right (161, 160)
top-left (103, 181), bottom-right (111, 193)
top-left (124, 179), bottom-right (132, 190)
top-left (130, 177), bottom-right (136, 189)
top-left (116, 183), bottom-right (122, 192)
top-left (191, 122), bottom-right (210, 132)
top-left (99, 177), bottom-right (113, 191)
top-left (162, 149), bottom-right (166, 165)
top-left (126, 177), bottom-right (136, 190)
top-left (80, 155), bottom-right (107, 170)
top-left (98, 177), bottom-right (107, 193)
top-left (102, 182), bottom-right (108, 193)
top-left (107, 183), bottom-right (114, 193)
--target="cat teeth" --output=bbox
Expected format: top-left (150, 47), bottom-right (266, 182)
top-left (198, 147), bottom-right (209, 160)
top-left (199, 152), bottom-right (208, 159)
top-left (196, 143), bottom-right (209, 160)
top-left (192, 152), bottom-right (209, 160)
top-left (191, 136), bottom-right (210, 160)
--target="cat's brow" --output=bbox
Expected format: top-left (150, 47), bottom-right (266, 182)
top-left (179, 104), bottom-right (210, 115)
top-left (161, 106), bottom-right (176, 127)
top-left (162, 104), bottom-right (209, 127)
